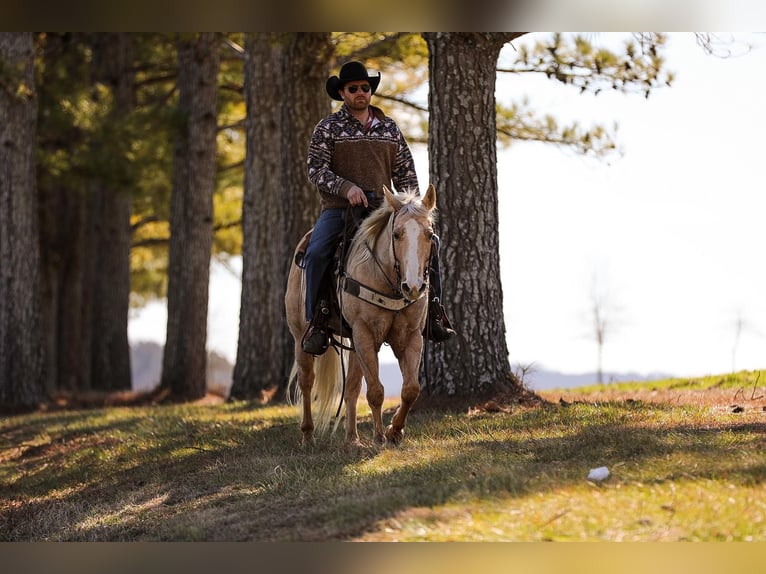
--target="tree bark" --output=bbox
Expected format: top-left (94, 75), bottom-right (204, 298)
top-left (231, 33), bottom-right (284, 401)
top-left (160, 33), bottom-right (220, 400)
top-left (277, 33), bottom-right (332, 397)
top-left (0, 32), bottom-right (47, 410)
top-left (422, 33), bottom-right (521, 400)
top-left (36, 33), bottom-right (135, 395)
top-left (88, 32), bottom-right (134, 392)
top-left (37, 33), bottom-right (92, 394)
top-left (231, 33), bottom-right (329, 401)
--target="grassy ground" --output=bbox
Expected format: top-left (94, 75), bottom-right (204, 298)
top-left (1, 370), bottom-right (765, 541)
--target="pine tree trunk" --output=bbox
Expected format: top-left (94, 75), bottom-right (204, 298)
top-left (277, 33), bottom-right (332, 398)
top-left (36, 34), bottom-right (92, 394)
top-left (0, 32), bottom-right (47, 410)
top-left (422, 33), bottom-right (520, 400)
top-left (231, 33), bottom-right (284, 401)
top-left (89, 32), bottom-right (134, 391)
top-left (231, 33), bottom-right (329, 401)
top-left (56, 187), bottom-right (92, 392)
top-left (161, 33), bottom-right (220, 400)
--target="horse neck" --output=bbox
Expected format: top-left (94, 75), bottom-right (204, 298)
top-left (348, 215), bottom-right (395, 290)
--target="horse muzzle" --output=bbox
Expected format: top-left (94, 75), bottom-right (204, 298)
top-left (400, 279), bottom-right (428, 302)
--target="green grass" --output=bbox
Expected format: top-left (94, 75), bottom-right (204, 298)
top-left (2, 371), bottom-right (765, 541)
top-left (556, 369), bottom-right (764, 396)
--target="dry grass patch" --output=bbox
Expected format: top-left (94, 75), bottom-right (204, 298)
top-left (2, 371), bottom-right (765, 541)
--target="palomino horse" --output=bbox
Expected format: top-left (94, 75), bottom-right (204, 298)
top-left (285, 184), bottom-right (437, 447)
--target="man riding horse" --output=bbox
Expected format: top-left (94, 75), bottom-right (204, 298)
top-left (301, 60), bottom-right (456, 355)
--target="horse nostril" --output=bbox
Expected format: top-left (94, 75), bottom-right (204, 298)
top-left (401, 282), bottom-right (410, 293)
top-left (419, 283), bottom-right (427, 293)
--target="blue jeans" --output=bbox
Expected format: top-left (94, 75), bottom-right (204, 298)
top-left (304, 207), bottom-right (348, 322)
top-left (303, 192), bottom-right (444, 322)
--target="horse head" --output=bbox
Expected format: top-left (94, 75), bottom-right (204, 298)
top-left (383, 184), bottom-right (437, 302)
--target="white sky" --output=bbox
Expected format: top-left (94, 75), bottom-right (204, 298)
top-left (129, 32), bottom-right (766, 379)
top-left (496, 32), bottom-right (766, 377)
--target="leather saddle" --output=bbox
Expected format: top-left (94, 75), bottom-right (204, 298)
top-left (294, 209), bottom-right (370, 341)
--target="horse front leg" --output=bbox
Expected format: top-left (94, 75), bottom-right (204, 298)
top-left (352, 327), bottom-right (386, 445)
top-left (343, 353), bottom-right (364, 448)
top-left (386, 340), bottom-right (423, 445)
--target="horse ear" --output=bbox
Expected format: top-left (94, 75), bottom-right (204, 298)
top-left (383, 185), bottom-right (402, 210)
top-left (423, 184), bottom-right (437, 211)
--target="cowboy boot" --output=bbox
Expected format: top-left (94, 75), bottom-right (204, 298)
top-left (301, 300), bottom-right (331, 355)
top-left (425, 298), bottom-right (456, 342)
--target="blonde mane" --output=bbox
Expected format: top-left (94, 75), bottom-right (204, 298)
top-left (346, 190), bottom-right (434, 270)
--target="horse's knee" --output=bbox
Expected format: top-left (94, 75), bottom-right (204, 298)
top-left (366, 384), bottom-right (384, 408)
top-left (401, 384), bottom-right (420, 405)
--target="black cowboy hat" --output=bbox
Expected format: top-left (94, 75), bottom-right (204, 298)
top-left (325, 61), bottom-right (381, 101)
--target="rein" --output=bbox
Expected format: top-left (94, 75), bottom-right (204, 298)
top-left (332, 206), bottom-right (357, 419)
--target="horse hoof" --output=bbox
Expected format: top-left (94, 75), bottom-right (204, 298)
top-left (385, 425), bottom-right (404, 446)
top-left (344, 438), bottom-right (364, 451)
top-left (301, 435), bottom-right (315, 448)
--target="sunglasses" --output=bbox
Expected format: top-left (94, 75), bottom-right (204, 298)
top-left (346, 84), bottom-right (371, 94)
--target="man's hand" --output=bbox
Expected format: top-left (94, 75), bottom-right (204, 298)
top-left (347, 185), bottom-right (368, 207)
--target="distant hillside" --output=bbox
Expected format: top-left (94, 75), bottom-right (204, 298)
top-left (130, 342), bottom-right (402, 398)
top-left (130, 342), bottom-right (164, 392)
top-left (130, 343), bottom-right (670, 399)
top-left (516, 366), bottom-right (674, 391)
top-left (130, 342), bottom-right (234, 397)
top-left (379, 364), bottom-right (673, 397)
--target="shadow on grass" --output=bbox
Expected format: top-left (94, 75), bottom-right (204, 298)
top-left (1, 399), bottom-right (764, 541)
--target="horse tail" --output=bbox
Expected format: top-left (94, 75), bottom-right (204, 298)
top-left (286, 347), bottom-right (347, 436)
top-left (286, 361), bottom-right (300, 406)
top-left (312, 347), bottom-right (347, 435)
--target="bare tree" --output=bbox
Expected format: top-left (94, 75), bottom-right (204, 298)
top-left (588, 271), bottom-right (622, 384)
top-left (731, 310), bottom-right (745, 373)
top-left (729, 308), bottom-right (759, 373)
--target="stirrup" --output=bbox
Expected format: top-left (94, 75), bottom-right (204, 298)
top-left (424, 299), bottom-right (456, 342)
top-left (302, 325), bottom-right (329, 356)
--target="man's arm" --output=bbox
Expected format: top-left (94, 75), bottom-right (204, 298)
top-left (307, 123), bottom-right (353, 198)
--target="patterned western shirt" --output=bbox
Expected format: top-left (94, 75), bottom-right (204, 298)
top-left (307, 104), bottom-right (420, 210)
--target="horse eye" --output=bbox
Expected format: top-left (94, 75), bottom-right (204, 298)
top-left (392, 231), bottom-right (401, 240)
